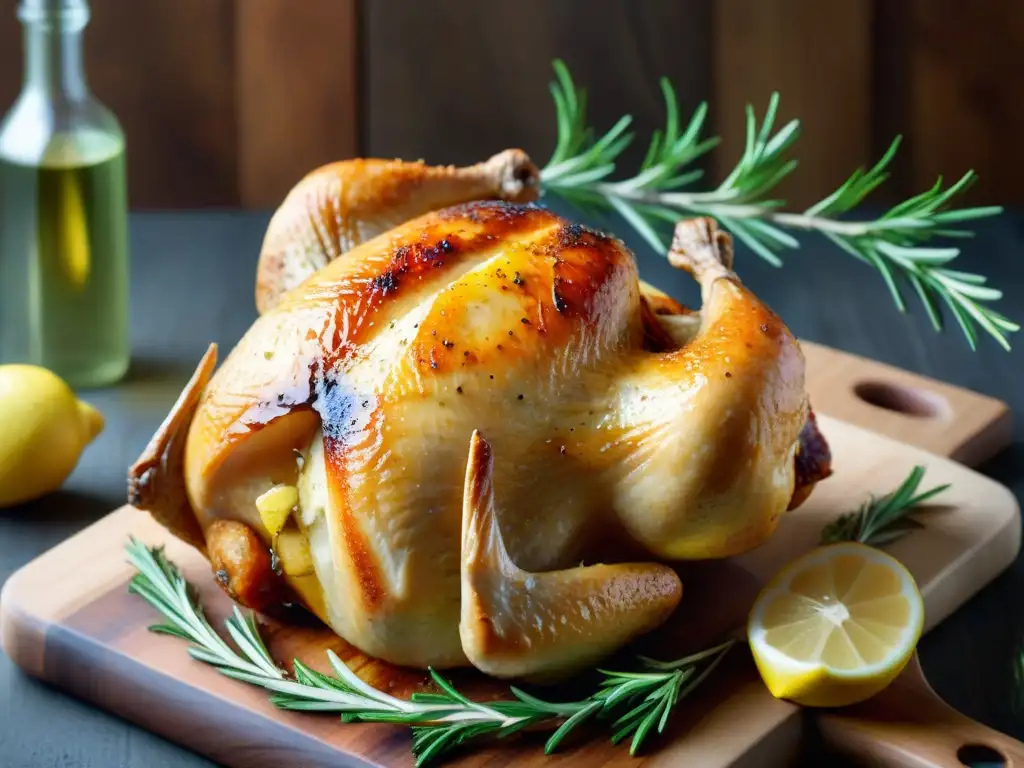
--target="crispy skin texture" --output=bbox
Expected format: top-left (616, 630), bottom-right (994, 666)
top-left (172, 203), bottom-right (817, 674)
top-left (255, 150), bottom-right (539, 314)
top-left (637, 284), bottom-right (830, 511)
top-left (206, 520), bottom-right (298, 619)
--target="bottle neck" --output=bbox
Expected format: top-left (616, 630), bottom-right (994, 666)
top-left (19, 5), bottom-right (90, 102)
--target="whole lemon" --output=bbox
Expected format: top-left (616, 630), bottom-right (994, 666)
top-left (0, 364), bottom-right (104, 507)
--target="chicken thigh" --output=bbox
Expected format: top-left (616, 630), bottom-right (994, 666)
top-left (130, 153), bottom-right (830, 681)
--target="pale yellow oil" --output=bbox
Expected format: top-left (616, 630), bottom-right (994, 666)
top-left (0, 131), bottom-right (129, 387)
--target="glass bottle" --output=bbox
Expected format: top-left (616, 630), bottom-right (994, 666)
top-left (0, 0), bottom-right (129, 387)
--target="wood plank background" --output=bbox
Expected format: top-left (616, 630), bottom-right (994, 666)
top-left (0, 0), bottom-right (1019, 210)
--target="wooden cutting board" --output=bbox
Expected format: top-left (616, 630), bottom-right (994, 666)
top-left (800, 341), bottom-right (1011, 467)
top-left (0, 346), bottom-right (1019, 768)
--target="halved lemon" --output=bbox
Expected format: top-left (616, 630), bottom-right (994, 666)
top-left (747, 542), bottom-right (924, 708)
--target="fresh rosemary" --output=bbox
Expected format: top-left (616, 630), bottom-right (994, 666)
top-left (539, 60), bottom-right (1017, 351)
top-left (820, 465), bottom-right (950, 547)
top-left (126, 538), bottom-right (734, 766)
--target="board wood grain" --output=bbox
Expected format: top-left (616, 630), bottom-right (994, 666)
top-left (1, 414), bottom-right (1019, 767)
top-left (818, 654), bottom-right (1024, 767)
top-left (800, 341), bottom-right (1012, 467)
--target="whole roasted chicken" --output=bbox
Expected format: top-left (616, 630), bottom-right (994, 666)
top-left (129, 149), bottom-right (830, 681)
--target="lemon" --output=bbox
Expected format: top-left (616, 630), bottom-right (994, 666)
top-left (747, 542), bottom-right (924, 708)
top-left (256, 483), bottom-right (298, 537)
top-left (0, 364), bottom-right (104, 507)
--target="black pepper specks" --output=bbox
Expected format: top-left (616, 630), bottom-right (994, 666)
top-left (725, 372), bottom-right (732, 378)
top-left (517, 394), bottom-right (524, 400)
top-left (456, 386), bottom-right (463, 394)
top-left (508, 330), bottom-right (514, 337)
top-left (372, 269), bottom-right (399, 295)
top-left (442, 339), bottom-right (455, 349)
top-left (513, 271), bottom-right (523, 285)
top-left (559, 222), bottom-right (584, 247)
top-left (520, 317), bottom-right (530, 325)
top-left (559, 445), bottom-right (567, 455)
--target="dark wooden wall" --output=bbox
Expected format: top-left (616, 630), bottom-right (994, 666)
top-left (361, 0), bottom-right (712, 172)
top-left (0, 0), bottom-right (358, 208)
top-left (1, 0), bottom-right (1020, 210)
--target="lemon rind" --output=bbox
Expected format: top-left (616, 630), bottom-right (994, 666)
top-left (748, 542), bottom-right (924, 680)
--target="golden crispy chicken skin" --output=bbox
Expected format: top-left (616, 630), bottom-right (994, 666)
top-left (130, 155), bottom-right (829, 680)
top-left (255, 149), bottom-right (540, 314)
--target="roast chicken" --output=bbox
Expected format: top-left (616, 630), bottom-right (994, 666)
top-left (129, 149), bottom-right (831, 681)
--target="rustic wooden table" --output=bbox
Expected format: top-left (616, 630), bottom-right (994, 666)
top-left (1, 207), bottom-right (1021, 767)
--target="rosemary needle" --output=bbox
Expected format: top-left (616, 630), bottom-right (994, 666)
top-left (819, 465), bottom-right (950, 547)
top-left (126, 538), bottom-right (734, 766)
top-left (539, 59), bottom-right (1016, 351)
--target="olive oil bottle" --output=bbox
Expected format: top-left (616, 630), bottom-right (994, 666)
top-left (0, 0), bottom-right (129, 387)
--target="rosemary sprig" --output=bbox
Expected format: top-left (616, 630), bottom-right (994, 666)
top-left (126, 538), bottom-right (734, 766)
top-left (819, 465), bottom-right (950, 546)
top-left (540, 60), bottom-right (1017, 350)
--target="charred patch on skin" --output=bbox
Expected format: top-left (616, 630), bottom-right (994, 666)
top-left (368, 238), bottom-right (461, 300)
top-left (789, 410), bottom-right (833, 510)
top-left (372, 268), bottom-right (401, 295)
top-left (550, 223), bottom-right (629, 321)
top-left (437, 199), bottom-right (546, 228)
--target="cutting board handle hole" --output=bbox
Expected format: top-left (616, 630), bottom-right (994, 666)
top-left (853, 380), bottom-right (949, 419)
top-left (957, 743), bottom-right (1007, 766)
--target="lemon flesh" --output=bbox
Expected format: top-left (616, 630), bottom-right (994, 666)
top-left (256, 483), bottom-right (298, 537)
top-left (748, 542), bottom-right (924, 708)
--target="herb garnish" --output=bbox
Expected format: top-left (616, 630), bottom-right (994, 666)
top-left (126, 539), bottom-right (733, 766)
